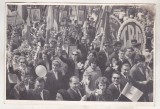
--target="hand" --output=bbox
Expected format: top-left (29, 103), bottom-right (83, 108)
top-left (81, 95), bottom-right (87, 101)
top-left (84, 78), bottom-right (90, 86)
top-left (95, 89), bottom-right (103, 96)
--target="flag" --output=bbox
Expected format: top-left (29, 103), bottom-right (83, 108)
top-left (46, 6), bottom-right (54, 31)
top-left (21, 8), bottom-right (32, 45)
top-left (46, 6), bottom-right (58, 43)
top-left (121, 83), bottom-right (143, 102)
top-left (17, 5), bottom-right (28, 22)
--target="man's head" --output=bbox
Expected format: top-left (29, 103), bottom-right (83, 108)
top-left (34, 77), bottom-right (45, 93)
top-left (69, 76), bottom-right (80, 90)
top-left (18, 56), bottom-right (27, 68)
top-left (131, 39), bottom-right (137, 48)
top-left (121, 63), bottom-right (130, 76)
top-left (125, 47), bottom-right (134, 58)
top-left (52, 60), bottom-right (61, 72)
top-left (118, 49), bottom-right (125, 60)
top-left (72, 51), bottom-right (78, 61)
top-left (135, 54), bottom-right (146, 66)
top-left (90, 58), bottom-right (97, 70)
top-left (81, 37), bottom-right (87, 44)
top-left (113, 41), bottom-right (122, 51)
top-left (112, 72), bottom-right (121, 85)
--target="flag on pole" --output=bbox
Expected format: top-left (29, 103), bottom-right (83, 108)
top-left (120, 83), bottom-right (143, 102)
top-left (21, 7), bottom-right (32, 45)
top-left (46, 6), bottom-right (58, 44)
top-left (46, 6), bottom-right (54, 31)
top-left (17, 5), bottom-right (28, 22)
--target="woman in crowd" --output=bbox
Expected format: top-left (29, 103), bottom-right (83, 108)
top-left (104, 56), bottom-right (120, 83)
top-left (87, 77), bottom-right (113, 101)
top-left (83, 58), bottom-right (102, 94)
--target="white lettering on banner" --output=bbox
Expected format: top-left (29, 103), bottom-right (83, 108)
top-left (117, 19), bottom-right (145, 51)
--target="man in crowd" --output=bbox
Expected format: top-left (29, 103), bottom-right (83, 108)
top-left (118, 49), bottom-right (130, 71)
top-left (108, 72), bottom-right (124, 100)
top-left (67, 76), bottom-right (86, 101)
top-left (120, 63), bottom-right (132, 86)
top-left (45, 60), bottom-right (63, 100)
top-left (125, 47), bottom-right (135, 67)
top-left (27, 77), bottom-right (50, 100)
top-left (130, 54), bottom-right (153, 101)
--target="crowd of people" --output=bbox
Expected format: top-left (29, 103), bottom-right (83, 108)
top-left (6, 5), bottom-right (154, 102)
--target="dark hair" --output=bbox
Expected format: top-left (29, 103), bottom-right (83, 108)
top-left (95, 77), bottom-right (110, 89)
top-left (126, 47), bottom-right (134, 52)
top-left (113, 41), bottom-right (122, 46)
top-left (119, 48), bottom-right (125, 53)
top-left (88, 51), bottom-right (97, 58)
top-left (112, 71), bottom-right (121, 77)
top-left (69, 76), bottom-right (79, 83)
top-left (111, 56), bottom-right (119, 62)
top-left (134, 54), bottom-right (146, 63)
top-left (89, 58), bottom-right (97, 65)
top-left (36, 77), bottom-right (45, 83)
top-left (121, 63), bottom-right (130, 71)
top-left (57, 89), bottom-right (71, 100)
top-left (131, 39), bottom-right (137, 43)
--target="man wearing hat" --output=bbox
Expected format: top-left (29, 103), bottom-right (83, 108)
top-left (45, 60), bottom-right (63, 100)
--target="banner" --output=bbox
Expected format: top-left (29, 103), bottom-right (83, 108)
top-left (121, 83), bottom-right (143, 102)
top-left (31, 8), bottom-right (41, 22)
top-left (117, 19), bottom-right (145, 50)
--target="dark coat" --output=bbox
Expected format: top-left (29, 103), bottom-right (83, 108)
top-left (67, 88), bottom-right (85, 101)
top-left (9, 81), bottom-right (35, 100)
top-left (108, 83), bottom-right (124, 100)
top-left (27, 89), bottom-right (50, 100)
top-left (97, 50), bottom-right (108, 74)
top-left (44, 71), bottom-right (63, 100)
top-left (129, 64), bottom-right (150, 101)
top-left (77, 43), bottom-right (88, 61)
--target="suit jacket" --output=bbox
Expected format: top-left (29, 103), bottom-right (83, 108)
top-left (108, 83), bottom-right (124, 100)
top-left (119, 74), bottom-right (130, 86)
top-left (27, 89), bottom-right (50, 100)
top-left (129, 64), bottom-right (149, 101)
top-left (67, 88), bottom-right (85, 101)
top-left (10, 82), bottom-right (35, 100)
top-left (45, 70), bottom-right (63, 100)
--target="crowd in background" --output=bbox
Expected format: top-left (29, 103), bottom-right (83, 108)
top-left (6, 5), bottom-right (154, 101)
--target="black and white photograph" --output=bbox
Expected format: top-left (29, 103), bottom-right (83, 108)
top-left (6, 3), bottom-right (155, 102)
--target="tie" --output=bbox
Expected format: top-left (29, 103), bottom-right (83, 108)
top-left (116, 85), bottom-right (120, 93)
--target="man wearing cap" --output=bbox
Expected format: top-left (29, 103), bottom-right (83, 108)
top-left (45, 60), bottom-right (63, 100)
